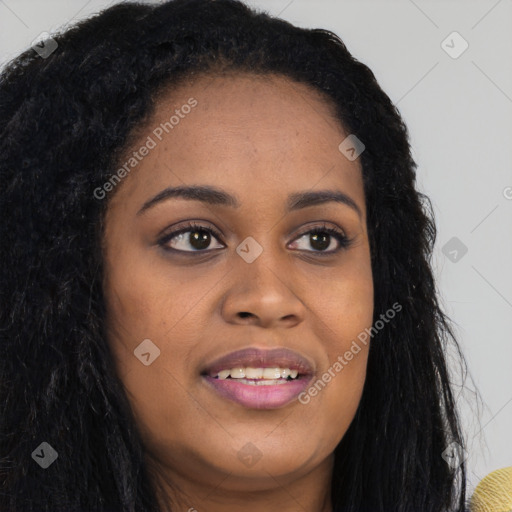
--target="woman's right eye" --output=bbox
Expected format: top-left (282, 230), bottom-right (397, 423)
top-left (159, 223), bottom-right (225, 253)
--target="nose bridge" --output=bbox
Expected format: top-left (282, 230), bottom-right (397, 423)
top-left (221, 234), bottom-right (304, 326)
top-left (236, 232), bottom-right (284, 287)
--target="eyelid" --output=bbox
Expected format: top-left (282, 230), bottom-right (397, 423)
top-left (157, 219), bottom-right (224, 240)
top-left (293, 221), bottom-right (346, 239)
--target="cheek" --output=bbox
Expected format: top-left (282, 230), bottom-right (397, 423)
top-left (102, 241), bottom-right (200, 343)
top-left (102, 264), bottom-right (198, 443)
top-left (102, 246), bottom-right (205, 418)
top-left (309, 252), bottom-right (374, 352)
top-left (121, 366), bottom-right (193, 440)
top-left (301, 255), bottom-right (373, 428)
top-left (102, 250), bottom-right (169, 383)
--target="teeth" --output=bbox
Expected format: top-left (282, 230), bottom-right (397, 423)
top-left (245, 367), bottom-right (263, 379)
top-left (230, 367), bottom-right (245, 379)
top-left (214, 367), bottom-right (300, 380)
top-left (263, 367), bottom-right (281, 379)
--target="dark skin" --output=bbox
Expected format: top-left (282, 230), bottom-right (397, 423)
top-left (102, 72), bottom-right (374, 512)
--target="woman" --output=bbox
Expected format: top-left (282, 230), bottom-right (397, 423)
top-left (0, 0), bottom-right (471, 510)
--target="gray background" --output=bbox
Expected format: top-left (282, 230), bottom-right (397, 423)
top-left (1, 0), bottom-right (511, 496)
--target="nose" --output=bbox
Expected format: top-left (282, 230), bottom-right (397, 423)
top-left (220, 253), bottom-right (306, 328)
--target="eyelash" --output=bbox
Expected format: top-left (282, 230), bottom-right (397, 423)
top-left (158, 221), bottom-right (354, 256)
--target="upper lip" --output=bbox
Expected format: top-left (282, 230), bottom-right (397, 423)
top-left (201, 347), bottom-right (315, 377)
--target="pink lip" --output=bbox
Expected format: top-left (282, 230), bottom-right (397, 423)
top-left (200, 347), bottom-right (315, 409)
top-left (201, 347), bottom-right (315, 377)
top-left (202, 375), bottom-right (313, 409)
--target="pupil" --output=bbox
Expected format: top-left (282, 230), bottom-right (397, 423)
top-left (190, 230), bottom-right (211, 250)
top-left (311, 233), bottom-right (329, 251)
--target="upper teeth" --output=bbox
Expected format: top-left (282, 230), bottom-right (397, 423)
top-left (215, 367), bottom-right (299, 380)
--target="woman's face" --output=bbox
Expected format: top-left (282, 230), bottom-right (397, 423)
top-left (102, 72), bottom-right (374, 507)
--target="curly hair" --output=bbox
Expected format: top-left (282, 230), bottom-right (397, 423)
top-left (0, 0), bottom-right (471, 510)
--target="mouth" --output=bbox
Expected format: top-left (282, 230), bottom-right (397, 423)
top-left (200, 347), bottom-right (315, 410)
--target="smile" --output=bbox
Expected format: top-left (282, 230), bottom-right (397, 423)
top-left (200, 347), bottom-right (316, 409)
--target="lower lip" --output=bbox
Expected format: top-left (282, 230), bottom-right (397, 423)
top-left (202, 376), bottom-right (312, 409)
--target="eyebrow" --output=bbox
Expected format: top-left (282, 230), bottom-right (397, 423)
top-left (136, 184), bottom-right (362, 219)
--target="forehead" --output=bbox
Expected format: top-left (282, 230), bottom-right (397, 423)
top-left (108, 72), bottom-right (365, 216)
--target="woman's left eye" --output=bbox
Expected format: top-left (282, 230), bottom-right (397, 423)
top-left (290, 226), bottom-right (352, 253)
top-left (158, 222), bottom-right (352, 254)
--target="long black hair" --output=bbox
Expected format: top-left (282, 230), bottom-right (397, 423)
top-left (0, 0), bottom-right (472, 510)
